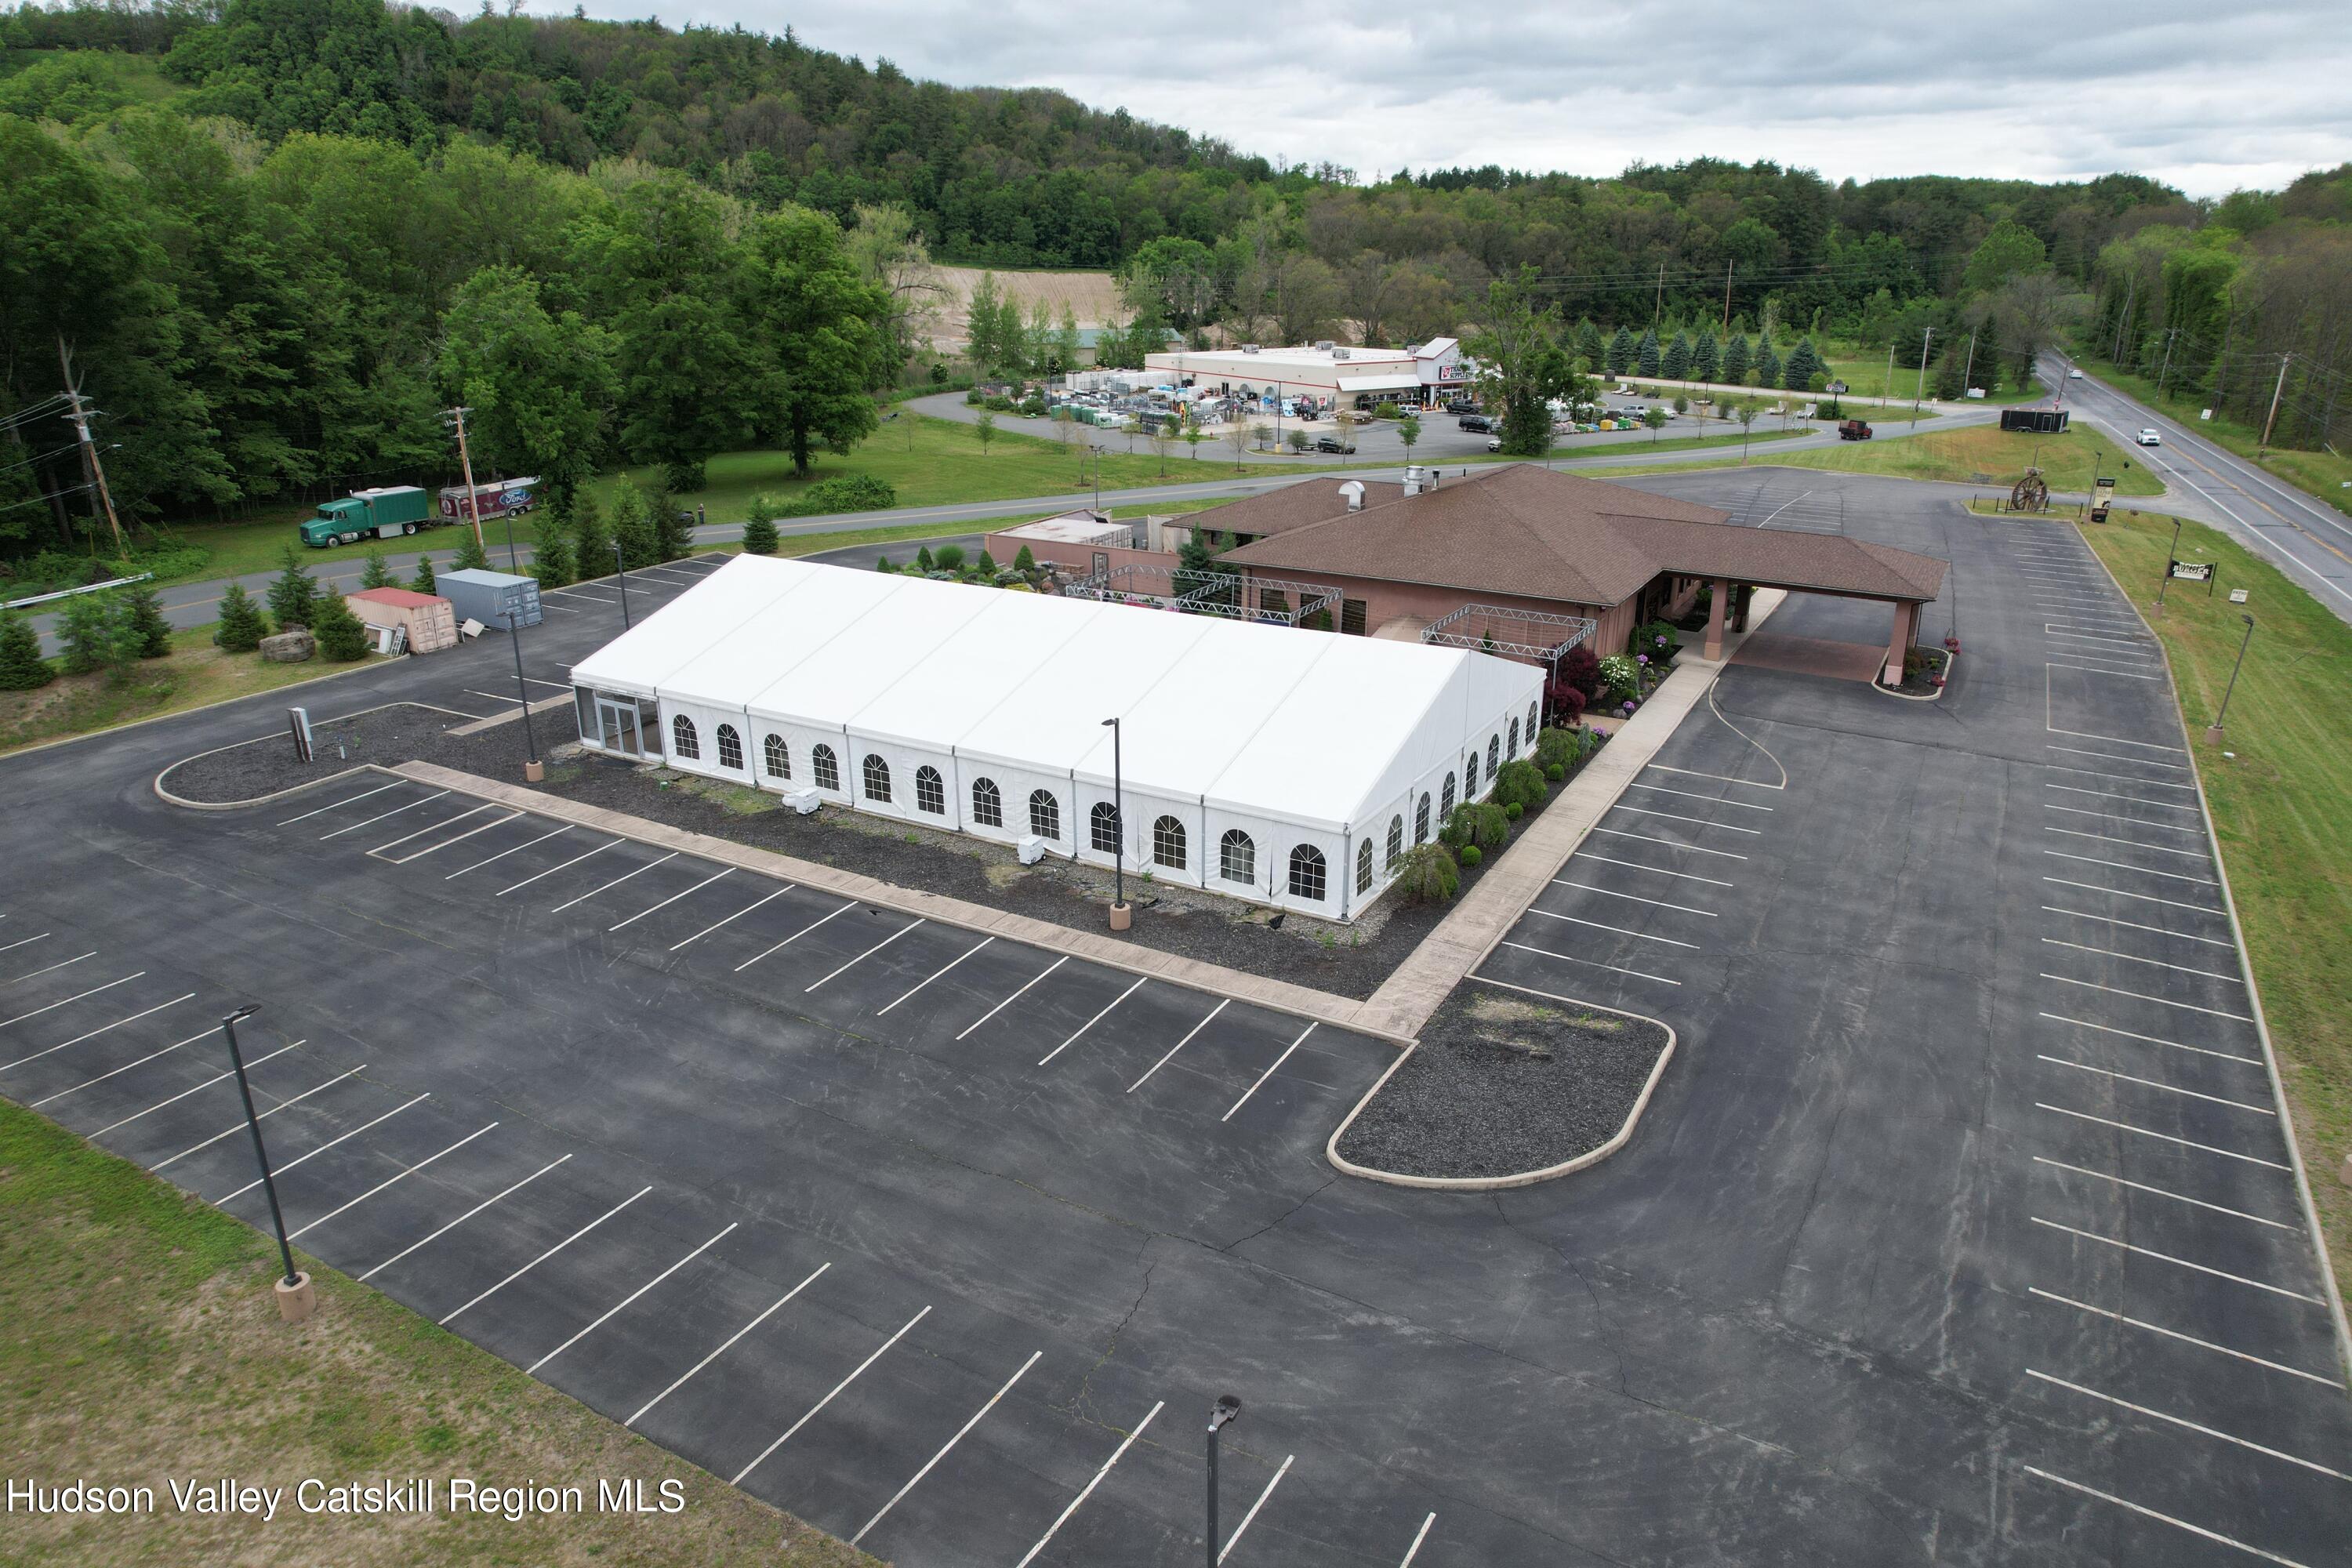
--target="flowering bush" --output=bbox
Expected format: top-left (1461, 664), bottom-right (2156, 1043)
top-left (1597, 652), bottom-right (1641, 700)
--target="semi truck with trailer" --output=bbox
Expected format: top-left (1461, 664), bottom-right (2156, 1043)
top-left (437, 477), bottom-right (539, 524)
top-left (298, 477), bottom-right (538, 547)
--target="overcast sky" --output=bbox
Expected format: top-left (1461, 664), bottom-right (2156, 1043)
top-left (559, 1), bottom-right (2349, 198)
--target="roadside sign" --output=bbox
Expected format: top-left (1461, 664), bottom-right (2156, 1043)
top-left (2168, 560), bottom-right (2212, 582)
top-left (1825, 381), bottom-right (1847, 394)
top-left (2229, 588), bottom-right (2249, 604)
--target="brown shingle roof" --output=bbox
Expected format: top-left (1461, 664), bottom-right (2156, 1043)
top-left (1184, 477), bottom-right (1406, 541)
top-left (1215, 465), bottom-right (1947, 605)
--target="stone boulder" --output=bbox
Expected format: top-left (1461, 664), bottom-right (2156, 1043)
top-left (260, 629), bottom-right (315, 663)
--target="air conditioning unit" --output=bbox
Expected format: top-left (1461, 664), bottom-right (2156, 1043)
top-left (1241, 344), bottom-right (1259, 354)
top-left (1017, 834), bottom-right (1048, 866)
top-left (1332, 347), bottom-right (1351, 360)
top-left (782, 788), bottom-right (821, 815)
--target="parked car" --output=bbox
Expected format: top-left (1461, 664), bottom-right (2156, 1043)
top-left (1457, 414), bottom-right (1494, 432)
top-left (1444, 398), bottom-right (1479, 416)
top-left (1486, 436), bottom-right (1504, 452)
top-left (1312, 434), bottom-right (1357, 454)
top-left (1837, 419), bottom-right (1874, 441)
top-left (2136, 428), bottom-right (2162, 446)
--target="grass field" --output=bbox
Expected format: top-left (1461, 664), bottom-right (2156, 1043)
top-left (2074, 354), bottom-right (2352, 517)
top-left (0, 1095), bottom-right (865, 1567)
top-left (2077, 510), bottom-right (2352, 1290)
top-left (1763, 423), bottom-right (2164, 495)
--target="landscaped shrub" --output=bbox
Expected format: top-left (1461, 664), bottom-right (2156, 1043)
top-left (1391, 843), bottom-right (1461, 904)
top-left (1546, 763), bottom-right (1565, 781)
top-left (1504, 801), bottom-right (1523, 819)
top-left (1458, 845), bottom-right (1482, 867)
top-left (768, 474), bottom-right (897, 519)
top-left (122, 585), bottom-right (172, 659)
top-left (267, 545), bottom-right (318, 629)
top-left (1534, 726), bottom-right (1580, 771)
top-left (213, 583), bottom-right (267, 652)
top-left (1492, 757), bottom-right (1549, 812)
top-left (0, 613), bottom-right (52, 690)
top-left (1634, 619), bottom-right (1681, 659)
top-left (933, 544), bottom-right (967, 572)
top-left (1548, 683), bottom-right (1586, 726)
top-left (1440, 801), bottom-right (1510, 854)
top-left (1597, 652), bottom-right (1640, 701)
top-left (57, 593), bottom-right (135, 678)
top-left (1557, 641), bottom-right (1600, 698)
top-left (529, 529), bottom-right (575, 588)
top-left (310, 586), bottom-right (372, 661)
top-left (741, 496), bottom-right (781, 556)
top-left (1371, 401), bottom-right (1401, 419)
top-left (411, 556), bottom-right (437, 594)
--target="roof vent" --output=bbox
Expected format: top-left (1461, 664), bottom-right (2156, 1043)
top-left (1241, 344), bottom-right (1259, 354)
top-left (1315, 340), bottom-right (1334, 353)
top-left (1338, 480), bottom-right (1365, 512)
top-left (1403, 465), bottom-right (1426, 498)
top-left (1332, 347), bottom-right (1351, 360)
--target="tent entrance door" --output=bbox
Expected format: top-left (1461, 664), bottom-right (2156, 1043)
top-left (597, 697), bottom-right (641, 757)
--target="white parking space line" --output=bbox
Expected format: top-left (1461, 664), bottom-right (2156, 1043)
top-left (370, 804), bottom-right (497, 856)
top-left (667, 884), bottom-right (794, 948)
top-left (732, 1305), bottom-right (931, 1485)
top-left (495, 839), bottom-right (621, 897)
top-left (2044, 763), bottom-right (2198, 791)
top-left (1501, 939), bottom-right (1680, 985)
top-left (441, 1185), bottom-right (652, 1326)
top-left (2045, 630), bottom-right (2158, 651)
top-left (2031, 1216), bottom-right (2320, 1301)
top-left (216, 1093), bottom-right (430, 1203)
top-left (1038, 975), bottom-right (1149, 1065)
top-left (627, 1262), bottom-right (831, 1427)
top-left (2044, 851), bottom-right (2218, 887)
top-left (2046, 782), bottom-right (2199, 810)
top-left (1014, 1399), bottom-right (1165, 1568)
top-left (2035, 1104), bottom-right (2290, 1171)
top-left (359, 1153), bottom-right (572, 1281)
top-left (552, 586), bottom-right (617, 602)
top-left (2028, 1371), bottom-right (2351, 1482)
top-left (1552, 880), bottom-right (1715, 916)
top-left (806, 919), bottom-right (924, 993)
top-left (1127, 1000), bottom-right (1229, 1093)
top-left (278, 780), bottom-right (405, 826)
top-left (851, 1349), bottom-right (1042, 1546)
top-left (1221, 1022), bottom-right (1318, 1121)
top-left (1218, 1453), bottom-right (1295, 1563)
top-left (1645, 764), bottom-right (1783, 792)
top-left (0, 932), bottom-right (49, 955)
top-left (2038, 1055), bottom-right (2274, 1114)
top-left (89, 1041), bottom-right (302, 1138)
top-left (2045, 743), bottom-right (2190, 771)
top-left (321, 789), bottom-right (450, 840)
top-left (3, 952), bottom-right (94, 987)
top-left (1590, 827), bottom-right (1748, 860)
top-left (877, 937), bottom-right (994, 1016)
top-left (387, 808), bottom-right (523, 863)
top-left (2033, 1156), bottom-right (2296, 1230)
top-left (2041, 971), bottom-right (2253, 1022)
top-left (2045, 826), bottom-right (2211, 858)
top-left (611, 866), bottom-right (736, 931)
top-left (2043, 908), bottom-right (2233, 949)
top-left (523, 677), bottom-right (571, 691)
top-left (527, 1221), bottom-right (739, 1375)
top-left (288, 1122), bottom-right (500, 1241)
top-left (2029, 1289), bottom-right (2338, 1385)
top-left (1570, 854), bottom-right (1734, 890)
top-left (1398, 1512), bottom-right (1438, 1567)
top-left (1626, 782), bottom-right (1774, 811)
top-left (2042, 937), bottom-right (2241, 980)
top-left (2045, 804), bottom-right (2203, 833)
top-left (1611, 804), bottom-right (1762, 834)
top-left (463, 689), bottom-right (525, 707)
top-left (1, 992), bottom-right (196, 1074)
top-left (1526, 909), bottom-right (1701, 948)
top-left (30, 1025), bottom-right (216, 1108)
top-left (2044, 877), bottom-right (2223, 916)
top-left (957, 956), bottom-right (1069, 1040)
top-left (2021, 1468), bottom-right (2314, 1568)
top-left (445, 825), bottom-right (569, 879)
top-left (550, 851), bottom-right (679, 913)
top-left (0, 971), bottom-right (144, 1029)
top-left (2049, 659), bottom-right (2161, 680)
top-left (732, 900), bottom-right (855, 972)
top-left (2042, 1011), bottom-right (2260, 1065)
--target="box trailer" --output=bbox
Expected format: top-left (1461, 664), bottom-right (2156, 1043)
top-left (301, 486), bottom-right (432, 546)
top-left (438, 477), bottom-right (540, 524)
top-left (436, 568), bottom-right (543, 632)
top-left (347, 587), bottom-right (458, 654)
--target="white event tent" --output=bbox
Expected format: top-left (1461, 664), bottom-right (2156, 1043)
top-left (568, 556), bottom-right (1543, 918)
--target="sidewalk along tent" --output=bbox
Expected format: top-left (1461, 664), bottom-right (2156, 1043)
top-left (567, 556), bottom-right (1543, 918)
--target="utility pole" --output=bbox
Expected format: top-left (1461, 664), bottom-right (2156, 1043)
top-left (1960, 330), bottom-right (1978, 397)
top-left (1914, 327), bottom-right (1934, 413)
top-left (2110, 272), bottom-right (2136, 363)
top-left (1653, 260), bottom-right (1665, 325)
top-left (1884, 343), bottom-right (1896, 409)
top-left (56, 338), bottom-right (124, 555)
top-left (2155, 327), bottom-right (2179, 399)
top-left (445, 405), bottom-right (485, 554)
top-left (2259, 354), bottom-right (2291, 449)
top-left (1721, 260), bottom-right (1733, 332)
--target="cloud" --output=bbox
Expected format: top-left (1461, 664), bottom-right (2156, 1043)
top-left (546, 0), bottom-right (2351, 196)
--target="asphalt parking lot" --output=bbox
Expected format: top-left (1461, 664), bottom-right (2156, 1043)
top-left (3, 467), bottom-right (2346, 1565)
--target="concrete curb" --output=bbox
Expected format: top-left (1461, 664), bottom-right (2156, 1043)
top-left (149, 701), bottom-right (479, 809)
top-left (389, 760), bottom-right (1416, 1045)
top-left (1325, 977), bottom-right (1678, 1190)
top-left (2076, 525), bottom-right (2352, 1388)
top-left (1, 649), bottom-right (396, 767)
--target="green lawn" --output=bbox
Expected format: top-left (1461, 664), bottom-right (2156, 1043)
top-left (2074, 354), bottom-right (2352, 518)
top-left (1814, 337), bottom-right (2042, 406)
top-left (1765, 423), bottom-right (2164, 495)
top-left (2078, 510), bottom-right (2352, 1290)
top-left (0, 1095), bottom-right (866, 1567)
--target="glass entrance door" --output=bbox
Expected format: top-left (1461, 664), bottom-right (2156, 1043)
top-left (597, 698), bottom-right (641, 756)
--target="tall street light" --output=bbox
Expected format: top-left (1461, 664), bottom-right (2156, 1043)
top-left (612, 543), bottom-right (633, 629)
top-left (220, 1004), bottom-right (315, 1323)
top-left (2205, 614), bottom-right (2254, 746)
top-left (2154, 515), bottom-right (2185, 615)
top-left (508, 608), bottom-right (543, 782)
top-left (1206, 1395), bottom-right (1241, 1567)
top-left (1102, 716), bottom-right (1128, 931)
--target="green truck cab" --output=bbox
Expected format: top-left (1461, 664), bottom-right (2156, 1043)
top-left (300, 485), bottom-right (431, 547)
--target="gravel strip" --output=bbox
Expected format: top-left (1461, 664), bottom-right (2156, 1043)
top-left (1334, 985), bottom-right (1671, 1180)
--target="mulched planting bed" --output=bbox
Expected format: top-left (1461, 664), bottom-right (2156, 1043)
top-left (1881, 644), bottom-right (1951, 695)
top-left (1334, 984), bottom-right (1671, 1181)
top-left (157, 701), bottom-right (506, 804)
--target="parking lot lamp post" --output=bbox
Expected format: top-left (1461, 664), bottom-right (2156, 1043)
top-left (2205, 614), bottom-right (2254, 746)
top-left (612, 543), bottom-right (632, 629)
top-left (1206, 1395), bottom-right (1240, 1566)
top-left (1089, 444), bottom-right (1105, 517)
top-left (2154, 515), bottom-right (2185, 615)
top-left (508, 609), bottom-right (543, 782)
top-left (220, 1004), bottom-right (314, 1322)
top-left (1102, 716), bottom-right (1127, 929)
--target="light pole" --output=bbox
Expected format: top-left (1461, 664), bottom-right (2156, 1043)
top-left (508, 608), bottom-right (543, 782)
top-left (1206, 1395), bottom-right (1241, 1567)
top-left (2154, 516), bottom-right (2185, 615)
top-left (612, 543), bottom-right (633, 629)
top-left (1089, 444), bottom-right (1105, 517)
top-left (2205, 614), bottom-right (2254, 746)
top-left (220, 1004), bottom-right (314, 1323)
top-left (1102, 716), bottom-right (1127, 930)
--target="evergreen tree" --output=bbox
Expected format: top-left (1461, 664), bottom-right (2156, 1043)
top-left (977, 549), bottom-right (997, 576)
top-left (1693, 332), bottom-right (1721, 382)
top-left (411, 555), bottom-right (437, 595)
top-left (1636, 327), bottom-right (1661, 376)
top-left (1012, 544), bottom-right (1037, 575)
top-left (652, 492), bottom-right (692, 562)
top-left (123, 584), bottom-right (172, 659)
top-left (1606, 325), bottom-right (1636, 376)
top-left (267, 545), bottom-right (318, 629)
top-left (359, 548), bottom-right (394, 590)
top-left (1973, 318), bottom-right (2003, 392)
top-left (915, 545), bottom-right (935, 573)
top-left (450, 528), bottom-right (490, 572)
top-left (531, 528), bottom-right (575, 587)
top-left (1573, 318), bottom-right (1605, 369)
top-left (1783, 338), bottom-right (1823, 390)
top-left (58, 593), bottom-right (132, 678)
top-left (0, 613), bottom-right (52, 690)
top-left (742, 496), bottom-right (781, 555)
top-left (608, 478), bottom-right (658, 569)
top-left (310, 583), bottom-right (371, 661)
top-left (1662, 332), bottom-right (1692, 380)
top-left (213, 583), bottom-right (267, 652)
top-left (1754, 336), bottom-right (1783, 388)
top-left (1933, 343), bottom-right (1968, 401)
top-left (571, 494), bottom-right (611, 581)
top-left (1720, 334), bottom-right (1751, 384)
top-left (875, 556), bottom-right (895, 573)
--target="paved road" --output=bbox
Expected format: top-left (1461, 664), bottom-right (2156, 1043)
top-left (2041, 351), bottom-right (2352, 625)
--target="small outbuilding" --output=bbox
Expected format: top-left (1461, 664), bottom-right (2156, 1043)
top-left (347, 586), bottom-right (457, 654)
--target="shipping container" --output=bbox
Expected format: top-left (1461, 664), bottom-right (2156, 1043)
top-left (347, 587), bottom-right (458, 653)
top-left (436, 568), bottom-right (543, 632)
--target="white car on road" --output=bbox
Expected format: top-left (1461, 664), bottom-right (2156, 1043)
top-left (2136, 428), bottom-right (2162, 446)
top-left (2068, 368), bottom-right (2085, 379)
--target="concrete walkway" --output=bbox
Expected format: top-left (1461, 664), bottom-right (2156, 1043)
top-left (1350, 590), bottom-right (1788, 1039)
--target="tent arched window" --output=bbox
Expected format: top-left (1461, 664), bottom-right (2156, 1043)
top-left (862, 753), bottom-right (892, 803)
top-left (763, 734), bottom-right (789, 779)
top-left (1508, 717), bottom-right (1520, 757)
top-left (971, 777), bottom-right (1003, 827)
top-left (1465, 750), bottom-right (1480, 798)
top-left (715, 724), bottom-right (742, 771)
top-left (1356, 839), bottom-right (1374, 893)
top-left (1487, 734), bottom-right (1501, 774)
top-left (811, 744), bottom-right (839, 792)
top-left (1090, 800), bottom-right (1121, 854)
top-left (1153, 815), bottom-right (1186, 869)
top-left (670, 714), bottom-right (699, 760)
top-left (1439, 772), bottom-right (1456, 818)
top-left (1029, 789), bottom-right (1061, 841)
top-left (1385, 815), bottom-right (1403, 867)
top-left (915, 765), bottom-right (945, 815)
top-left (1526, 700), bottom-right (1539, 743)
top-left (1414, 793), bottom-right (1431, 844)
top-left (1219, 829), bottom-right (1254, 884)
top-left (1288, 844), bottom-right (1327, 902)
